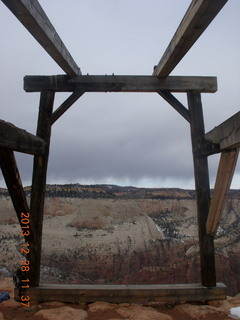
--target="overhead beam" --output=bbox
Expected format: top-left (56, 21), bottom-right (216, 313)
top-left (153, 0), bottom-right (228, 78)
top-left (206, 148), bottom-right (239, 236)
top-left (205, 111), bottom-right (240, 152)
top-left (0, 120), bottom-right (46, 155)
top-left (1, 0), bottom-right (81, 76)
top-left (24, 75), bottom-right (217, 93)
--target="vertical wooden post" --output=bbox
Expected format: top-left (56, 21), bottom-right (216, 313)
top-left (187, 91), bottom-right (216, 287)
top-left (28, 91), bottom-right (55, 287)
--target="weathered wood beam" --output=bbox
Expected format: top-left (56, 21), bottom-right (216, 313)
top-left (157, 90), bottom-right (191, 122)
top-left (51, 89), bottom-right (85, 124)
top-left (205, 111), bottom-right (240, 152)
top-left (24, 75), bottom-right (217, 93)
top-left (206, 148), bottom-right (239, 236)
top-left (14, 283), bottom-right (227, 303)
top-left (188, 91), bottom-right (216, 287)
top-left (0, 148), bottom-right (35, 243)
top-left (28, 91), bottom-right (55, 287)
top-left (153, 0), bottom-right (228, 78)
top-left (1, 0), bottom-right (81, 76)
top-left (0, 120), bottom-right (45, 155)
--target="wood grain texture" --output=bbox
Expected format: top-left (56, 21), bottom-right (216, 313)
top-left (205, 111), bottom-right (240, 151)
top-left (51, 89), bottom-right (85, 124)
top-left (153, 0), bottom-right (228, 77)
top-left (24, 75), bottom-right (217, 93)
top-left (1, 0), bottom-right (80, 76)
top-left (0, 120), bottom-right (45, 155)
top-left (14, 283), bottom-right (227, 303)
top-left (188, 91), bottom-right (216, 287)
top-left (206, 149), bottom-right (239, 235)
top-left (0, 148), bottom-right (35, 242)
top-left (157, 90), bottom-right (190, 122)
top-left (28, 91), bottom-right (55, 287)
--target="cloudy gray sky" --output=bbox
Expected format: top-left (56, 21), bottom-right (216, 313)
top-left (0, 0), bottom-right (239, 189)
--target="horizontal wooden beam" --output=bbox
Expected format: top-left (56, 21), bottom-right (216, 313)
top-left (14, 283), bottom-right (227, 303)
top-left (206, 149), bottom-right (239, 236)
top-left (0, 120), bottom-right (46, 155)
top-left (1, 0), bottom-right (81, 76)
top-left (24, 75), bottom-right (217, 93)
top-left (205, 111), bottom-right (240, 152)
top-left (153, 0), bottom-right (228, 78)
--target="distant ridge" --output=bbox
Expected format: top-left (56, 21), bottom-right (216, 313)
top-left (0, 184), bottom-right (239, 200)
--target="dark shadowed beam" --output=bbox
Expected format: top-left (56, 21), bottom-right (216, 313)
top-left (153, 0), bottom-right (228, 78)
top-left (157, 90), bottom-right (190, 122)
top-left (0, 120), bottom-right (46, 155)
top-left (0, 148), bottom-right (36, 243)
top-left (205, 111), bottom-right (240, 152)
top-left (28, 91), bottom-right (55, 287)
top-left (188, 91), bottom-right (216, 287)
top-left (206, 148), bottom-right (239, 236)
top-left (51, 89), bottom-right (85, 124)
top-left (24, 75), bottom-right (217, 93)
top-left (1, 0), bottom-right (81, 76)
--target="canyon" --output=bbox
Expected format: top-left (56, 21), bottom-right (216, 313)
top-left (0, 184), bottom-right (239, 296)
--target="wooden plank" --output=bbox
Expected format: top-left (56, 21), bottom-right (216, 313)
top-left (24, 75), bottom-right (218, 93)
top-left (1, 0), bottom-right (81, 76)
top-left (14, 283), bottom-right (227, 303)
top-left (206, 149), bottom-right (239, 235)
top-left (51, 89), bottom-right (85, 124)
top-left (153, 0), bottom-right (228, 78)
top-left (0, 120), bottom-right (45, 155)
top-left (0, 148), bottom-right (35, 243)
top-left (205, 111), bottom-right (240, 152)
top-left (28, 91), bottom-right (55, 287)
top-left (157, 90), bottom-right (190, 122)
top-left (188, 91), bottom-right (216, 287)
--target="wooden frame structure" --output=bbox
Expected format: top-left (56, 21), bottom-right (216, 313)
top-left (1, 0), bottom-right (239, 303)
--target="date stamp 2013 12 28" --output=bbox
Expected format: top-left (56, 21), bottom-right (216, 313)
top-left (19, 212), bottom-right (31, 307)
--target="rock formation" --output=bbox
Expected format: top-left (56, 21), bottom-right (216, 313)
top-left (0, 185), bottom-right (239, 296)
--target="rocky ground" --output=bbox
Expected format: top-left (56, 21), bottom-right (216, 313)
top-left (0, 277), bottom-right (240, 320)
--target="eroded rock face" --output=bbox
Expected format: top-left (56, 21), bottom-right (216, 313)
top-left (0, 185), bottom-right (239, 296)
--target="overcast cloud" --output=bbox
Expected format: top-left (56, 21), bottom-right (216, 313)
top-left (0, 0), bottom-right (239, 189)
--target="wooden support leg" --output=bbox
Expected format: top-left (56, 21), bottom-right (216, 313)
top-left (206, 148), bottom-right (239, 235)
top-left (0, 148), bottom-right (35, 242)
top-left (187, 91), bottom-right (216, 287)
top-left (28, 91), bottom-right (55, 287)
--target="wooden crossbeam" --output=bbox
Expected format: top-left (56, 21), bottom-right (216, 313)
top-left (157, 90), bottom-right (190, 122)
top-left (24, 75), bottom-right (217, 93)
top-left (205, 111), bottom-right (240, 152)
top-left (206, 149), bottom-right (239, 236)
top-left (0, 120), bottom-right (45, 155)
top-left (0, 148), bottom-right (35, 242)
top-left (1, 0), bottom-right (81, 76)
top-left (153, 0), bottom-right (228, 78)
top-left (14, 283), bottom-right (227, 303)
